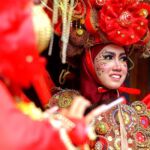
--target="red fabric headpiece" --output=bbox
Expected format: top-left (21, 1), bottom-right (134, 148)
top-left (80, 44), bottom-right (113, 103)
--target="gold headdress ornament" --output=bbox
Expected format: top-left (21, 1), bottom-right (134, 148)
top-left (40, 0), bottom-right (89, 64)
top-left (39, 0), bottom-right (150, 68)
top-left (32, 0), bottom-right (52, 53)
top-left (40, 0), bottom-right (76, 63)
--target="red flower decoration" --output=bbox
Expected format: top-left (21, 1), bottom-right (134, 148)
top-left (98, 0), bottom-right (149, 45)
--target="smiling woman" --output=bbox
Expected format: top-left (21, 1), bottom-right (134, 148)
top-left (94, 44), bottom-right (128, 90)
top-left (80, 43), bottom-right (140, 106)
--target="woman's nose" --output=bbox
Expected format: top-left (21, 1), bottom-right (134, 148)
top-left (113, 59), bottom-right (122, 71)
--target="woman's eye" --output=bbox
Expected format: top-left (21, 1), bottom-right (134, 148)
top-left (103, 55), bottom-right (113, 60)
top-left (120, 56), bottom-right (128, 62)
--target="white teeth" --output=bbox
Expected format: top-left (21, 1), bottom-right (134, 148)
top-left (111, 75), bottom-right (120, 79)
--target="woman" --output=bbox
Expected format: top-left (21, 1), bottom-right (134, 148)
top-left (80, 43), bottom-right (140, 108)
top-left (80, 43), bottom-right (150, 150)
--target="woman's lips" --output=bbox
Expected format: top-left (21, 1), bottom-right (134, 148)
top-left (110, 74), bottom-right (121, 80)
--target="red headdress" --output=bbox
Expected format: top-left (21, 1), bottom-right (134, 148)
top-left (98, 0), bottom-right (150, 45)
top-left (80, 44), bottom-right (106, 104)
top-left (79, 0), bottom-right (150, 104)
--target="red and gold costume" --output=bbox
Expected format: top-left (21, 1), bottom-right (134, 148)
top-left (46, 0), bottom-right (150, 149)
top-left (1, 0), bottom-right (150, 150)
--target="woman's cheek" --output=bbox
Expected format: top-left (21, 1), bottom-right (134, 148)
top-left (95, 62), bottom-right (106, 76)
top-left (123, 63), bottom-right (128, 73)
top-left (95, 67), bottom-right (102, 76)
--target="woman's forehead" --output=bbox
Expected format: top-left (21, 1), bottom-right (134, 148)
top-left (101, 44), bottom-right (125, 53)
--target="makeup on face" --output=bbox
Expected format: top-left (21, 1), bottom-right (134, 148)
top-left (94, 44), bottom-right (128, 89)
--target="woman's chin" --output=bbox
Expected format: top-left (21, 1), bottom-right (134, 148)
top-left (105, 84), bottom-right (121, 90)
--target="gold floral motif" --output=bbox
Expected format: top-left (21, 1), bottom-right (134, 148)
top-left (95, 121), bottom-right (109, 135)
top-left (93, 101), bottom-right (150, 149)
top-left (49, 89), bottom-right (80, 108)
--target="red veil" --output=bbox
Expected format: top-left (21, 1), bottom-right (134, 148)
top-left (80, 44), bottom-right (118, 104)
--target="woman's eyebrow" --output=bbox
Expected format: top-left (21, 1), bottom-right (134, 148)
top-left (102, 51), bottom-right (126, 56)
top-left (102, 51), bottom-right (115, 55)
top-left (120, 53), bottom-right (126, 57)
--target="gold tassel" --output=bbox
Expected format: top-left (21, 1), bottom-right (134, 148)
top-left (60, 0), bottom-right (75, 63)
top-left (48, 0), bottom-right (59, 55)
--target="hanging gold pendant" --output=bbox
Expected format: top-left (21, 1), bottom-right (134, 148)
top-left (76, 28), bottom-right (84, 36)
top-left (32, 5), bottom-right (52, 53)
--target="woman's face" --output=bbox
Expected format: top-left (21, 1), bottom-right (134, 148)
top-left (94, 44), bottom-right (128, 89)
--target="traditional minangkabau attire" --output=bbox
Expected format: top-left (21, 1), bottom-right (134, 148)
top-left (78, 1), bottom-right (150, 149)
top-left (47, 0), bottom-right (150, 149)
